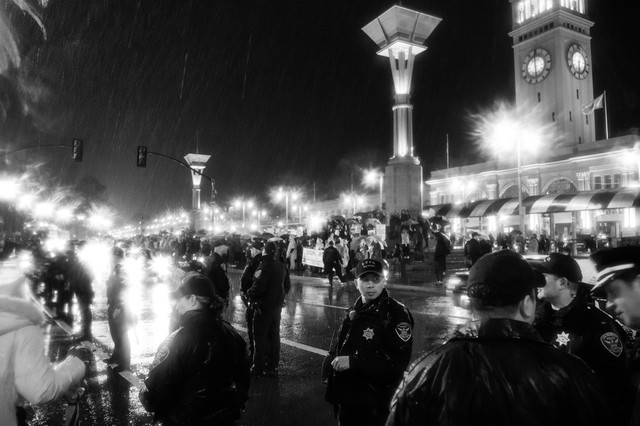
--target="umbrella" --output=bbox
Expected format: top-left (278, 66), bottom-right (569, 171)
top-left (260, 232), bottom-right (275, 239)
top-left (345, 218), bottom-right (359, 225)
top-left (268, 237), bottom-right (284, 242)
top-left (330, 214), bottom-right (346, 221)
top-left (476, 231), bottom-right (491, 241)
top-left (429, 215), bottom-right (450, 227)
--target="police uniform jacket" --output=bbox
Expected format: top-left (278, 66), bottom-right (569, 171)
top-left (329, 289), bottom-right (413, 409)
top-left (387, 318), bottom-right (610, 426)
top-left (534, 292), bottom-right (632, 422)
top-left (246, 256), bottom-right (291, 310)
top-left (140, 309), bottom-right (250, 425)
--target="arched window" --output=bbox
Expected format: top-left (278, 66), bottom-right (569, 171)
top-left (501, 184), bottom-right (529, 199)
top-left (545, 178), bottom-right (577, 194)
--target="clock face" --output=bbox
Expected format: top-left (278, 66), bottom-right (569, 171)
top-left (522, 48), bottom-right (551, 84)
top-left (567, 43), bottom-right (589, 79)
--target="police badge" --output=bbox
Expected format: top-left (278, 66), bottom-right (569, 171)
top-left (600, 332), bottom-right (623, 357)
top-left (395, 322), bottom-right (412, 342)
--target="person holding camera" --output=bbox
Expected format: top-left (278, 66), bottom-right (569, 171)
top-left (0, 295), bottom-right (91, 426)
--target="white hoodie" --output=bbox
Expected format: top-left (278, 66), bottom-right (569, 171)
top-left (0, 296), bottom-right (85, 426)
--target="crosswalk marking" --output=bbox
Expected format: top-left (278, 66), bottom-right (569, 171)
top-left (235, 325), bottom-right (329, 357)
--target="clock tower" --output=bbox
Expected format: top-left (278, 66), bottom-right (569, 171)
top-left (509, 0), bottom-right (596, 146)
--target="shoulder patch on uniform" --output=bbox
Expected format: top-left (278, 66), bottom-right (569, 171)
top-left (150, 328), bottom-right (181, 370)
top-left (600, 332), bottom-right (623, 357)
top-left (253, 269), bottom-right (262, 280)
top-left (395, 321), bottom-right (412, 342)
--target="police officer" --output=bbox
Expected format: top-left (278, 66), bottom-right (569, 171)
top-left (590, 246), bottom-right (640, 425)
top-left (387, 250), bottom-right (609, 426)
top-left (246, 241), bottom-right (291, 376)
top-left (67, 241), bottom-right (94, 340)
top-left (105, 247), bottom-right (131, 372)
top-left (139, 273), bottom-right (250, 425)
top-left (325, 259), bottom-right (413, 425)
top-left (240, 240), bottom-right (264, 359)
top-left (531, 252), bottom-right (632, 423)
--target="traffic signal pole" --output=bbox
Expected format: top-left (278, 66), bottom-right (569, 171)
top-left (0, 141), bottom-right (84, 161)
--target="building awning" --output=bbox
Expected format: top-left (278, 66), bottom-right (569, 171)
top-left (427, 188), bottom-right (640, 219)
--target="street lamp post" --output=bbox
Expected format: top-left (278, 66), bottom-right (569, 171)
top-left (364, 169), bottom-right (385, 209)
top-left (277, 188), bottom-right (298, 229)
top-left (477, 105), bottom-right (544, 235)
top-left (516, 138), bottom-right (525, 233)
top-left (234, 198), bottom-right (253, 228)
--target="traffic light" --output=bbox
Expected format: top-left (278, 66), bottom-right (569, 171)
top-left (137, 145), bottom-right (147, 168)
top-left (72, 139), bottom-right (83, 162)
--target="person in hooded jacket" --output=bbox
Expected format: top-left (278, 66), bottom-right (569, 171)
top-left (324, 259), bottom-right (413, 426)
top-left (386, 250), bottom-right (610, 426)
top-left (0, 290), bottom-right (90, 426)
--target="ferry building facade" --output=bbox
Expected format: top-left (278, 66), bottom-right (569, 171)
top-left (425, 0), bottom-right (640, 244)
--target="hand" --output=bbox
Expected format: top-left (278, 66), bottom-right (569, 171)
top-left (63, 382), bottom-right (85, 403)
top-left (68, 345), bottom-right (93, 370)
top-left (331, 355), bottom-right (350, 372)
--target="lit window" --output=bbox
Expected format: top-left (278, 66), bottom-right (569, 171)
top-left (594, 176), bottom-right (602, 189)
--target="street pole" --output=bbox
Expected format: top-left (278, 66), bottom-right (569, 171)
top-left (517, 139), bottom-right (525, 233)
top-left (285, 194), bottom-right (289, 229)
top-left (379, 174), bottom-right (383, 208)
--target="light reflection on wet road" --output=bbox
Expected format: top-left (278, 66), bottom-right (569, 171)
top-left (27, 266), bottom-right (470, 425)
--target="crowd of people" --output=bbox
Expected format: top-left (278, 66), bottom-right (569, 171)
top-left (3, 222), bottom-right (640, 425)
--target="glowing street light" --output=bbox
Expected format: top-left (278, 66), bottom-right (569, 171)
top-left (476, 104), bottom-right (544, 232)
top-left (0, 177), bottom-right (20, 201)
top-left (251, 208), bottom-right (267, 227)
top-left (343, 193), bottom-right (365, 216)
top-left (276, 187), bottom-right (299, 229)
top-left (364, 168), bottom-right (384, 208)
top-left (233, 198), bottom-right (254, 228)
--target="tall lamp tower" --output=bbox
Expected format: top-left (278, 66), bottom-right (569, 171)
top-left (184, 153), bottom-right (211, 231)
top-left (363, 6), bottom-right (441, 215)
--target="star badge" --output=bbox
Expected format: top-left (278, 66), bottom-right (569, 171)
top-left (362, 327), bottom-right (374, 340)
top-left (556, 332), bottom-right (571, 346)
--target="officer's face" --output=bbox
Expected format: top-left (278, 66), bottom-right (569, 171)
top-left (357, 273), bottom-right (385, 303)
top-left (537, 273), bottom-right (562, 301)
top-left (605, 277), bottom-right (640, 329)
top-left (175, 294), bottom-right (194, 316)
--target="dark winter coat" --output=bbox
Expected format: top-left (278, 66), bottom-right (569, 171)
top-left (326, 289), bottom-right (413, 412)
top-left (463, 238), bottom-right (482, 265)
top-left (140, 309), bottom-right (250, 425)
top-left (246, 256), bottom-right (291, 310)
top-left (387, 318), bottom-right (611, 426)
top-left (534, 292), bottom-right (632, 423)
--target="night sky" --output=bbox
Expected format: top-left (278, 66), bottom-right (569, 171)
top-left (1, 0), bottom-right (638, 224)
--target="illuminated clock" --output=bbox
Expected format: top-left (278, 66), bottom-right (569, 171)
top-left (521, 48), bottom-right (551, 84)
top-left (567, 43), bottom-right (589, 79)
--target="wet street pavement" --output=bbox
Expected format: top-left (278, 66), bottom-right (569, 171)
top-left (4, 260), bottom-right (471, 426)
